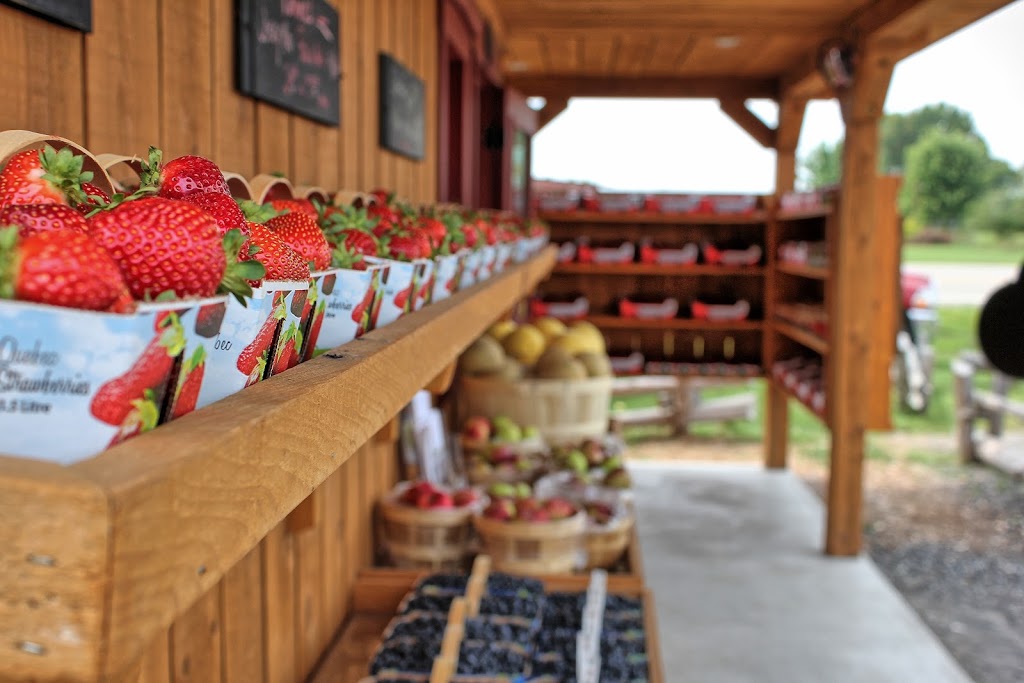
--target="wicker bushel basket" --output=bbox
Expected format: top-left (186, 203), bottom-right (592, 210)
top-left (473, 511), bottom-right (587, 575)
top-left (459, 375), bottom-right (613, 444)
top-left (585, 511), bottom-right (635, 570)
top-left (378, 494), bottom-right (478, 572)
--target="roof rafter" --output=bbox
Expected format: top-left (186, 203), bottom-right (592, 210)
top-left (506, 75), bottom-right (778, 101)
top-left (718, 98), bottom-right (777, 149)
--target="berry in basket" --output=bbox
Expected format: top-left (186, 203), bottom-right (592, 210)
top-left (455, 640), bottom-right (530, 677)
top-left (463, 615), bottom-right (534, 645)
top-left (370, 635), bottom-right (442, 674)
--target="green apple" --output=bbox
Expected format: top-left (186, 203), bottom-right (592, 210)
top-left (487, 482), bottom-right (517, 498)
top-left (494, 423), bottom-right (523, 443)
top-left (523, 425), bottom-right (540, 439)
top-left (602, 455), bottom-right (623, 473)
top-left (516, 457), bottom-right (535, 472)
top-left (566, 450), bottom-right (589, 474)
top-left (515, 482), bottom-right (532, 499)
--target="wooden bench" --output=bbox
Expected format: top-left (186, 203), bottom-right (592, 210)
top-left (952, 350), bottom-right (1024, 475)
top-left (610, 375), bottom-right (758, 436)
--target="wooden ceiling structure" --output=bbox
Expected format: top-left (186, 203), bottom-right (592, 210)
top-left (478, 0), bottom-right (1016, 557)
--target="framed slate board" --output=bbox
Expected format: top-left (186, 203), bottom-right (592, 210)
top-left (379, 53), bottom-right (425, 161)
top-left (1, 0), bottom-right (91, 31)
top-left (237, 0), bottom-right (341, 126)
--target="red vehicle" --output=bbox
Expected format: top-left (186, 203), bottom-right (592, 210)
top-left (895, 271), bottom-right (938, 413)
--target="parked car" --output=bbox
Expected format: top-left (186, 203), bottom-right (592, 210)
top-left (894, 271), bottom-right (938, 413)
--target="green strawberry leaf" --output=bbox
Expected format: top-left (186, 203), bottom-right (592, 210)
top-left (38, 145), bottom-right (93, 205)
top-left (186, 344), bottom-right (207, 372)
top-left (272, 296), bottom-right (288, 320)
top-left (159, 313), bottom-right (188, 357)
top-left (138, 146), bottom-right (164, 192)
top-left (219, 229), bottom-right (265, 306)
top-left (131, 396), bottom-right (161, 433)
top-left (236, 199), bottom-right (281, 224)
top-left (153, 290), bottom-right (179, 302)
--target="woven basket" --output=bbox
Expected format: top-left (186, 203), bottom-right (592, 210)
top-left (378, 498), bottom-right (476, 572)
top-left (459, 376), bottom-right (613, 444)
top-left (473, 511), bottom-right (586, 575)
top-left (584, 512), bottom-right (635, 570)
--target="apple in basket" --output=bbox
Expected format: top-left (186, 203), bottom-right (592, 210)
top-left (604, 468), bottom-right (633, 489)
top-left (453, 489), bottom-right (480, 507)
top-left (482, 498), bottom-right (517, 521)
top-left (585, 501), bottom-right (615, 525)
top-left (462, 415), bottom-right (492, 442)
top-left (544, 497), bottom-right (578, 520)
top-left (489, 444), bottom-right (519, 465)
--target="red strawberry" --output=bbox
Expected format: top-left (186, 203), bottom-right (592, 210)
top-left (394, 285), bottom-right (411, 310)
top-left (418, 217), bottom-right (446, 252)
top-left (237, 295), bottom-right (286, 378)
top-left (0, 203), bottom-right (88, 237)
top-left (171, 346), bottom-right (206, 419)
top-left (383, 232), bottom-right (426, 262)
top-left (368, 203), bottom-right (399, 236)
top-left (0, 227), bottom-right (131, 311)
top-left (267, 211), bottom-right (331, 270)
top-left (351, 280), bottom-right (374, 327)
top-left (270, 198), bottom-right (317, 219)
top-left (183, 191), bottom-right (249, 239)
top-left (271, 323), bottom-right (302, 375)
top-left (87, 197), bottom-right (231, 300)
top-left (247, 222), bottom-right (310, 282)
top-left (91, 314), bottom-right (186, 425)
top-left (75, 182), bottom-right (112, 215)
top-left (280, 337), bottom-right (298, 370)
top-left (302, 303), bottom-right (326, 362)
top-left (332, 230), bottom-right (378, 270)
top-left (140, 147), bottom-right (230, 200)
top-left (0, 145), bottom-right (93, 209)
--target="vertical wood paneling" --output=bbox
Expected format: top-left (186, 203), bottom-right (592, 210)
top-left (159, 0), bottom-right (213, 158)
top-left (170, 588), bottom-right (221, 683)
top-left (342, 456), bottom-right (362, 591)
top-left (361, 0), bottom-right (380, 191)
top-left (321, 466), bottom-right (348, 638)
top-left (220, 546), bottom-right (264, 683)
top-left (422, 0), bottom-right (438, 203)
top-left (377, 0), bottom-right (397, 193)
top-left (355, 446), bottom-right (374, 568)
top-left (136, 631), bottom-right (171, 683)
top-left (294, 490), bottom-right (326, 681)
top-left (262, 522), bottom-right (296, 683)
top-left (211, 0), bottom-right (257, 176)
top-left (0, 6), bottom-right (84, 140)
top-left (339, 0), bottom-right (361, 190)
top-left (257, 105), bottom-right (294, 177)
top-left (393, 0), bottom-right (414, 200)
top-left (86, 0), bottom-right (159, 153)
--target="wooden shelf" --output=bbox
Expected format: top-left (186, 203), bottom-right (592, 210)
top-left (774, 319), bottom-right (830, 354)
top-left (776, 206), bottom-right (833, 221)
top-left (1, 247), bottom-right (558, 680)
top-left (555, 263), bottom-right (765, 276)
top-left (776, 262), bottom-right (828, 280)
top-left (540, 210), bottom-right (768, 225)
top-left (587, 315), bottom-right (763, 331)
top-left (772, 377), bottom-right (829, 427)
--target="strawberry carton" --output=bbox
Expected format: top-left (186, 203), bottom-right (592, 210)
top-left (702, 243), bottom-right (763, 267)
top-left (266, 281), bottom-right (313, 376)
top-left (431, 253), bottom-right (464, 302)
top-left (556, 241), bottom-right (577, 264)
top-left (609, 352), bottom-right (645, 376)
top-left (577, 240), bottom-right (635, 265)
top-left (494, 242), bottom-right (514, 272)
top-left (413, 258), bottom-right (434, 311)
top-left (304, 264), bottom-right (388, 358)
top-left (638, 239), bottom-right (699, 265)
top-left (477, 244), bottom-right (499, 281)
top-left (459, 249), bottom-right (484, 289)
top-left (364, 256), bottom-right (428, 328)
top-left (690, 299), bottom-right (751, 322)
top-left (528, 296), bottom-right (590, 321)
top-left (164, 295), bottom-right (238, 419)
top-left (0, 299), bottom-right (204, 464)
top-left (618, 297), bottom-right (679, 320)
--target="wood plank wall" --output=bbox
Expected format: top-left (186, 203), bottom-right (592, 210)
top-left (134, 437), bottom-right (400, 683)
top-left (0, 0), bottom-right (437, 203)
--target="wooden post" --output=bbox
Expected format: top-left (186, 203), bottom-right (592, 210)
top-left (763, 93), bottom-right (806, 469)
top-left (826, 42), bottom-right (895, 556)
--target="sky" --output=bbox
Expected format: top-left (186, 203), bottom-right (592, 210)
top-left (531, 1), bottom-right (1024, 194)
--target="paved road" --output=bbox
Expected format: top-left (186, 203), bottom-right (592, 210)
top-left (902, 263), bottom-right (1018, 306)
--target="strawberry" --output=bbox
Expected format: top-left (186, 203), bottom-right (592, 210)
top-left (267, 211), bottom-right (332, 271)
top-left (247, 222), bottom-right (310, 282)
top-left (368, 203), bottom-right (399, 236)
top-left (270, 198), bottom-right (317, 219)
top-left (383, 231), bottom-right (427, 262)
top-left (183, 191), bottom-right (251, 251)
top-left (91, 314), bottom-right (186, 426)
top-left (0, 204), bottom-right (88, 237)
top-left (418, 216), bottom-right (447, 253)
top-left (331, 230), bottom-right (378, 270)
top-left (171, 346), bottom-right (206, 419)
top-left (351, 280), bottom-right (374, 327)
top-left (0, 145), bottom-right (93, 209)
top-left (0, 227), bottom-right (131, 311)
top-left (139, 147), bottom-right (230, 200)
top-left (88, 197), bottom-right (260, 301)
top-left (271, 322), bottom-right (302, 374)
top-left (279, 337), bottom-right (298, 370)
top-left (393, 285), bottom-right (411, 311)
top-left (302, 302), bottom-right (326, 362)
top-left (237, 294), bottom-right (286, 380)
top-left (75, 182), bottom-right (112, 216)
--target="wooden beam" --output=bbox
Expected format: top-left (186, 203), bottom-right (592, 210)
top-left (536, 95), bottom-right (568, 131)
top-left (775, 94), bottom-right (808, 193)
top-left (826, 43), bottom-right (895, 556)
top-left (507, 75), bottom-right (777, 100)
top-left (779, 52), bottom-right (828, 101)
top-left (764, 384), bottom-right (789, 469)
top-left (718, 97), bottom-right (776, 149)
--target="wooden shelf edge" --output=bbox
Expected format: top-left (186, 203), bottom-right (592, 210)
top-left (774, 319), bottom-right (830, 354)
top-left (587, 315), bottom-right (764, 332)
top-left (0, 247), bottom-right (556, 680)
top-left (554, 263), bottom-right (765, 276)
top-left (776, 206), bottom-right (833, 220)
top-left (540, 210), bottom-right (768, 225)
top-left (775, 262), bottom-right (829, 280)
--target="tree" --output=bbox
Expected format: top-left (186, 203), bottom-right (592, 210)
top-left (801, 140), bottom-right (843, 189)
top-left (966, 184), bottom-right (1024, 237)
top-left (879, 103), bottom-right (978, 173)
top-left (899, 129), bottom-right (989, 228)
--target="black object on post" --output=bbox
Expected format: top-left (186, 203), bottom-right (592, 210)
top-left (2, 0), bottom-right (92, 31)
top-left (237, 0), bottom-right (341, 126)
top-left (978, 263), bottom-right (1024, 378)
top-left (379, 53), bottom-right (426, 161)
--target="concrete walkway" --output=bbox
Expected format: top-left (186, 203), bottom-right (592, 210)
top-left (631, 461), bottom-right (973, 683)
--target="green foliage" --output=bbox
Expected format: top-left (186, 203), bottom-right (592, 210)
top-left (966, 184), bottom-right (1024, 237)
top-left (879, 103), bottom-right (978, 173)
top-left (982, 158), bottom-right (1022, 191)
top-left (899, 129), bottom-right (989, 228)
top-left (801, 140), bottom-right (843, 189)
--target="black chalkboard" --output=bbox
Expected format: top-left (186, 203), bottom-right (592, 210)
top-left (379, 53), bottom-right (425, 161)
top-left (237, 0), bottom-right (341, 126)
top-left (2, 0), bottom-right (91, 31)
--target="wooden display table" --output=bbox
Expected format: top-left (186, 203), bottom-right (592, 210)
top-left (0, 248), bottom-right (556, 683)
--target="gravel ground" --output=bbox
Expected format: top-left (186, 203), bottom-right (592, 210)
top-left (628, 435), bottom-right (1024, 683)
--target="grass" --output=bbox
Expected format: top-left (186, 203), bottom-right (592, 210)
top-left (616, 306), bottom-right (1024, 461)
top-left (903, 235), bottom-right (1024, 265)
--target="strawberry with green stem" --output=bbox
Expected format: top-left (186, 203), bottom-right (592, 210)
top-left (266, 210), bottom-right (332, 271)
top-left (171, 346), bottom-right (206, 419)
top-left (272, 322), bottom-right (303, 375)
top-left (0, 203), bottom-right (89, 237)
top-left (237, 294), bottom-right (287, 384)
top-left (92, 313), bottom-right (186, 428)
top-left (0, 145), bottom-right (94, 209)
top-left (302, 297), bottom-right (327, 362)
top-left (139, 147), bottom-right (230, 200)
top-left (351, 277), bottom-right (376, 336)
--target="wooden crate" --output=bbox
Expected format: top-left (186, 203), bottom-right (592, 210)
top-left (310, 568), bottom-right (665, 683)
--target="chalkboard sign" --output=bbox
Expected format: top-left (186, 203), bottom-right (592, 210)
top-left (2, 0), bottom-right (91, 31)
top-left (379, 53), bottom-right (425, 161)
top-left (237, 0), bottom-right (341, 126)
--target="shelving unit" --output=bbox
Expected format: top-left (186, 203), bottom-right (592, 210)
top-left (540, 207), bottom-right (769, 369)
